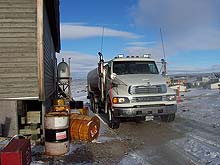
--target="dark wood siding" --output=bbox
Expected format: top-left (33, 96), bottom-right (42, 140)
top-left (0, 0), bottom-right (38, 99)
top-left (43, 3), bottom-right (56, 100)
top-left (0, 100), bottom-right (18, 136)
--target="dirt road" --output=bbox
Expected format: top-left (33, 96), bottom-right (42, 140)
top-left (85, 116), bottom-right (194, 165)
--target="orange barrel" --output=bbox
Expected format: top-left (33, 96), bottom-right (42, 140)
top-left (44, 111), bottom-right (69, 156)
top-left (79, 106), bottom-right (89, 115)
top-left (70, 113), bottom-right (100, 142)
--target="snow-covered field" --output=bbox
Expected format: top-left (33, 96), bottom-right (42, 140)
top-left (178, 88), bottom-right (220, 127)
top-left (71, 79), bottom-right (88, 103)
top-left (172, 88), bottom-right (220, 164)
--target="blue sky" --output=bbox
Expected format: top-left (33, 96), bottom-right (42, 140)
top-left (58, 0), bottom-right (220, 76)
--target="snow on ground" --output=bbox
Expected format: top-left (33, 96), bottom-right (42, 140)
top-left (178, 88), bottom-right (220, 128)
top-left (71, 79), bottom-right (88, 103)
top-left (173, 88), bottom-right (220, 164)
top-left (170, 134), bottom-right (220, 165)
top-left (119, 151), bottom-right (148, 165)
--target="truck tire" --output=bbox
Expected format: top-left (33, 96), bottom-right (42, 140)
top-left (89, 95), bottom-right (95, 112)
top-left (160, 113), bottom-right (175, 122)
top-left (107, 100), bottom-right (120, 129)
top-left (90, 94), bottom-right (99, 114)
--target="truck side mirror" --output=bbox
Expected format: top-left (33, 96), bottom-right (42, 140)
top-left (110, 73), bottom-right (117, 80)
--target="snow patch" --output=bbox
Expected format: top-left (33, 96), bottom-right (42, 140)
top-left (119, 151), bottom-right (149, 165)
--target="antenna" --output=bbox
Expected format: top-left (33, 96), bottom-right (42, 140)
top-left (100, 26), bottom-right (105, 53)
top-left (160, 28), bottom-right (166, 60)
top-left (160, 28), bottom-right (167, 76)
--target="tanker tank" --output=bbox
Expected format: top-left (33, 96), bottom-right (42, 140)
top-left (57, 60), bottom-right (70, 84)
top-left (87, 68), bottom-right (100, 95)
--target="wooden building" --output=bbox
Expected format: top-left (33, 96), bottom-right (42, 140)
top-left (0, 0), bottom-right (60, 137)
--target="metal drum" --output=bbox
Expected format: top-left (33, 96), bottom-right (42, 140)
top-left (70, 113), bottom-right (100, 142)
top-left (44, 111), bottom-right (69, 156)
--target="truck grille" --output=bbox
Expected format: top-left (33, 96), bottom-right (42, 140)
top-left (129, 85), bottom-right (166, 94)
top-left (131, 96), bottom-right (162, 103)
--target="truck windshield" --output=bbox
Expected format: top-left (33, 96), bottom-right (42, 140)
top-left (113, 61), bottom-right (159, 75)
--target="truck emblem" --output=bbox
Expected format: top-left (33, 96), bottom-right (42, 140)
top-left (146, 82), bottom-right (151, 86)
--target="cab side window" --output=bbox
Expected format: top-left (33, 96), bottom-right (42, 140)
top-left (105, 63), bottom-right (111, 78)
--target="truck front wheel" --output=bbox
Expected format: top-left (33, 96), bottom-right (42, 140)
top-left (160, 113), bottom-right (175, 122)
top-left (107, 101), bottom-right (120, 129)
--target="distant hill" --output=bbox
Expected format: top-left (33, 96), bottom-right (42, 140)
top-left (168, 72), bottom-right (220, 78)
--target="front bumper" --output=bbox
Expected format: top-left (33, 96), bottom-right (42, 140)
top-left (113, 104), bottom-right (177, 117)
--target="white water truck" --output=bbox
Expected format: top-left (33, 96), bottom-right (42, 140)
top-left (87, 52), bottom-right (177, 129)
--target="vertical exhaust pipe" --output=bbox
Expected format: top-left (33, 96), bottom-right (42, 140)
top-left (98, 52), bottom-right (105, 102)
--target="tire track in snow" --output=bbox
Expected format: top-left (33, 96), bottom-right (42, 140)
top-left (170, 132), bottom-right (220, 165)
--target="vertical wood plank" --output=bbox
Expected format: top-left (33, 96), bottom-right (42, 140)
top-left (37, 0), bottom-right (45, 101)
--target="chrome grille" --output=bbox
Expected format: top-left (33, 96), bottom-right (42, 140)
top-left (129, 85), bottom-right (166, 94)
top-left (131, 96), bottom-right (162, 103)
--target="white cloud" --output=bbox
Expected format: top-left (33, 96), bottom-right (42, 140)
top-left (131, 0), bottom-right (220, 54)
top-left (124, 44), bottom-right (167, 61)
top-left (171, 28), bottom-right (220, 51)
top-left (127, 41), bottom-right (156, 46)
top-left (124, 46), bottom-right (148, 56)
top-left (60, 23), bottom-right (141, 40)
top-left (211, 64), bottom-right (220, 71)
top-left (57, 51), bottom-right (98, 73)
top-left (133, 0), bottom-right (219, 32)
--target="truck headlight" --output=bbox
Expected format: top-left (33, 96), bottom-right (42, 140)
top-left (166, 95), bottom-right (176, 101)
top-left (112, 97), bottom-right (130, 104)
